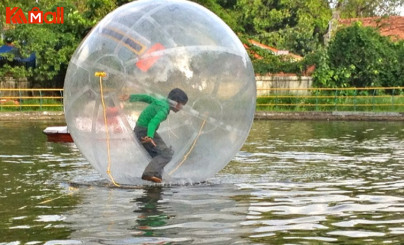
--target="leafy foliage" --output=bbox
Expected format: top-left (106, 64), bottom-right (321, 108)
top-left (0, 0), bottom-right (403, 89)
top-left (0, 0), bottom-right (115, 87)
top-left (193, 0), bottom-right (240, 31)
top-left (236, 0), bottom-right (332, 56)
top-left (313, 22), bottom-right (404, 88)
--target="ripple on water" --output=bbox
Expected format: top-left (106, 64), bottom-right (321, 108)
top-left (236, 171), bottom-right (403, 242)
top-left (1, 120), bottom-right (403, 244)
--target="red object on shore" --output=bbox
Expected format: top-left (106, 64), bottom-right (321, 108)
top-left (43, 126), bottom-right (73, 143)
top-left (0, 99), bottom-right (19, 105)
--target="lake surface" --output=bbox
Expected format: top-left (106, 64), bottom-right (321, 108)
top-left (0, 119), bottom-right (403, 244)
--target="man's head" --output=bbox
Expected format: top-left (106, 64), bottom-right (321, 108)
top-left (168, 88), bottom-right (188, 112)
top-left (5, 37), bottom-right (13, 45)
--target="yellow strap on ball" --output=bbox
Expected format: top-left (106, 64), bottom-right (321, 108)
top-left (96, 71), bottom-right (120, 187)
top-left (95, 72), bottom-right (107, 77)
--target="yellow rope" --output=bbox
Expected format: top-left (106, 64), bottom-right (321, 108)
top-left (96, 72), bottom-right (120, 187)
top-left (168, 119), bottom-right (206, 176)
top-left (38, 186), bottom-right (79, 205)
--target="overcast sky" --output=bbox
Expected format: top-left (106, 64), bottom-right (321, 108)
top-left (399, 5), bottom-right (404, 16)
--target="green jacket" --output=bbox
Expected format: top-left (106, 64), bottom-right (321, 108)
top-left (129, 94), bottom-right (170, 138)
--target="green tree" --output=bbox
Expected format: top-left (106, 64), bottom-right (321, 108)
top-left (237, 0), bottom-right (332, 55)
top-left (192, 0), bottom-right (240, 32)
top-left (314, 22), bottom-right (403, 88)
top-left (0, 0), bottom-right (117, 87)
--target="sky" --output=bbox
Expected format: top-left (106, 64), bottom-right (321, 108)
top-left (398, 5), bottom-right (404, 16)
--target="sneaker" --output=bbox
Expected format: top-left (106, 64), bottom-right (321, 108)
top-left (142, 175), bottom-right (162, 183)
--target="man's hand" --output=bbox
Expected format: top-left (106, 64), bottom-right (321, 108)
top-left (119, 94), bottom-right (130, 101)
top-left (141, 136), bottom-right (156, 147)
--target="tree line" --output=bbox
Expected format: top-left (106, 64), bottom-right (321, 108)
top-left (0, 0), bottom-right (403, 88)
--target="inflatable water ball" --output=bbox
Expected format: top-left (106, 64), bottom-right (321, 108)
top-left (63, 0), bottom-right (256, 185)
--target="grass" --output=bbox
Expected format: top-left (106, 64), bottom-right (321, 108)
top-left (0, 98), bottom-right (63, 111)
top-left (256, 93), bottom-right (404, 112)
top-left (1, 92), bottom-right (403, 113)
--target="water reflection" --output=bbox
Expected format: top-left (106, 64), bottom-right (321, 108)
top-left (133, 186), bottom-right (169, 236)
top-left (62, 183), bottom-right (251, 244)
top-left (0, 120), bottom-right (403, 244)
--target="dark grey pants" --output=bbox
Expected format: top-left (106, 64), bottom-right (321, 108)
top-left (134, 126), bottom-right (173, 179)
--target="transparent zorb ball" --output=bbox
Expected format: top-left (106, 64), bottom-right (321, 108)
top-left (64, 0), bottom-right (256, 185)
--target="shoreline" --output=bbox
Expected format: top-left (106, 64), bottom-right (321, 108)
top-left (255, 111), bottom-right (404, 121)
top-left (1, 111), bottom-right (403, 122)
top-left (0, 111), bottom-right (65, 121)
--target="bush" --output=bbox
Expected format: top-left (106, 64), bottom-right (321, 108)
top-left (314, 22), bottom-right (404, 89)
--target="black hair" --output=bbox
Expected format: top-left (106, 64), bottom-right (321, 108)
top-left (5, 37), bottom-right (13, 44)
top-left (167, 88), bottom-right (188, 104)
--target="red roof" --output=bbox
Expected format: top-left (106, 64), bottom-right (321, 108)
top-left (246, 39), bottom-right (303, 61)
top-left (248, 39), bottom-right (278, 53)
top-left (339, 16), bottom-right (404, 40)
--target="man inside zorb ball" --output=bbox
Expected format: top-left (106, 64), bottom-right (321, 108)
top-left (63, 0), bottom-right (256, 185)
top-left (120, 88), bottom-right (188, 183)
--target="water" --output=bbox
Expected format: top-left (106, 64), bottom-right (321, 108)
top-left (0, 119), bottom-right (403, 244)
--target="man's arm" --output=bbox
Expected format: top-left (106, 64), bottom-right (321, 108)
top-left (129, 94), bottom-right (154, 103)
top-left (147, 109), bottom-right (168, 138)
top-left (119, 94), bottom-right (154, 103)
top-left (141, 109), bottom-right (168, 147)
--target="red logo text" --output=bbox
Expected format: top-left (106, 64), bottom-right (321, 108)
top-left (6, 7), bottom-right (64, 24)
